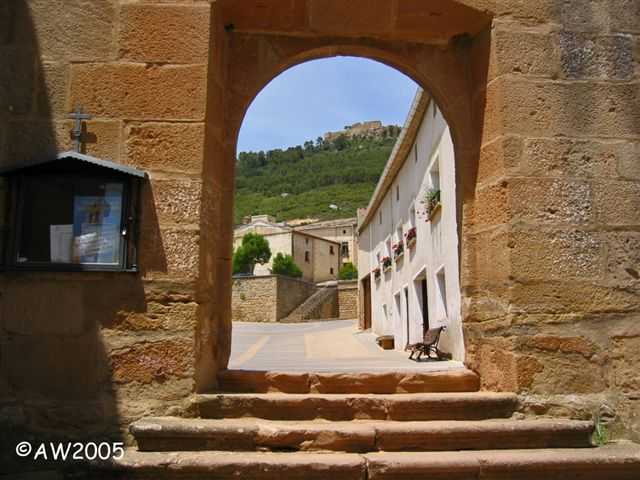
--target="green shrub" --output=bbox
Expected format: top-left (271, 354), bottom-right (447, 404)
top-left (271, 253), bottom-right (303, 278)
top-left (339, 262), bottom-right (358, 280)
top-left (233, 233), bottom-right (271, 275)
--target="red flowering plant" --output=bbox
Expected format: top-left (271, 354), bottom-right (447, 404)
top-left (382, 256), bottom-right (392, 270)
top-left (392, 241), bottom-right (404, 258)
top-left (405, 227), bottom-right (417, 246)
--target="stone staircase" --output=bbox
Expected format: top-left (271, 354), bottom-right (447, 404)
top-left (101, 369), bottom-right (640, 479)
top-left (282, 285), bottom-right (338, 322)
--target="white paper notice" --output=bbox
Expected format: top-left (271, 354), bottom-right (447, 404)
top-left (50, 224), bottom-right (73, 263)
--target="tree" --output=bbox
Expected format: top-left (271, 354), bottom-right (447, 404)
top-left (271, 253), bottom-right (303, 278)
top-left (339, 262), bottom-right (358, 280)
top-left (232, 233), bottom-right (271, 275)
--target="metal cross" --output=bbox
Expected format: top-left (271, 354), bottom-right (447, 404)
top-left (68, 105), bottom-right (92, 153)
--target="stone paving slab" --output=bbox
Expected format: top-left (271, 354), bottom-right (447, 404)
top-left (230, 320), bottom-right (463, 372)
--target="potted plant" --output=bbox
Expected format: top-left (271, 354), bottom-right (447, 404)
top-left (392, 241), bottom-right (404, 260)
top-left (372, 266), bottom-right (381, 280)
top-left (423, 188), bottom-right (441, 221)
top-left (405, 227), bottom-right (417, 248)
top-left (382, 256), bottom-right (392, 272)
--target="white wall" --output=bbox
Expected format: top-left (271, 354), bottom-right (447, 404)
top-left (358, 100), bottom-right (464, 361)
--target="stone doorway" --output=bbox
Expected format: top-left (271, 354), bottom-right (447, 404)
top-left (196, 0), bottom-right (492, 392)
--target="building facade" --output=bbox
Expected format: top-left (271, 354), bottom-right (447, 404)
top-left (294, 217), bottom-right (358, 267)
top-left (358, 89), bottom-right (463, 360)
top-left (234, 216), bottom-right (340, 283)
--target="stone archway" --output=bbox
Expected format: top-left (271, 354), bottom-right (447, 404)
top-left (195, 0), bottom-right (493, 392)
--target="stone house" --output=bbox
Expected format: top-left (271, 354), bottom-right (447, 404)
top-left (358, 89), bottom-right (462, 359)
top-left (294, 217), bottom-right (358, 268)
top-left (234, 216), bottom-right (340, 283)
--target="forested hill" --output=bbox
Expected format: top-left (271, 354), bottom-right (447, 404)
top-left (234, 127), bottom-right (401, 224)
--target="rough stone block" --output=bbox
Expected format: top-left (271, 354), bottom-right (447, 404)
top-left (125, 122), bottom-right (205, 174)
top-left (528, 354), bottom-right (607, 394)
top-left (611, 337), bottom-right (640, 393)
top-left (465, 181), bottom-right (509, 230)
top-left (2, 281), bottom-right (85, 335)
top-left (461, 227), bottom-right (511, 289)
top-left (37, 62), bottom-right (69, 116)
top-left (593, 180), bottom-right (640, 226)
top-left (508, 178), bottom-right (593, 225)
top-left (119, 4), bottom-right (210, 64)
top-left (28, 0), bottom-right (116, 61)
top-left (509, 281), bottom-right (640, 315)
top-left (488, 77), bottom-right (640, 139)
top-left (55, 119), bottom-right (122, 160)
top-left (559, 32), bottom-right (635, 80)
top-left (519, 335), bottom-right (597, 358)
top-left (510, 228), bottom-right (603, 282)
top-left (477, 136), bottom-right (523, 185)
top-left (139, 226), bottom-right (200, 279)
top-left (8, 119), bottom-right (122, 164)
top-left (489, 28), bottom-right (560, 81)
top-left (147, 177), bottom-right (202, 226)
top-left (220, 0), bottom-right (308, 33)
top-left (2, 334), bottom-right (103, 398)
top-left (604, 232), bottom-right (640, 287)
top-left (110, 302), bottom-right (198, 333)
top-left (521, 137), bottom-right (621, 179)
top-left (110, 338), bottom-right (194, 384)
top-left (560, 0), bottom-right (640, 34)
top-left (0, 47), bottom-right (35, 115)
top-left (69, 63), bottom-right (207, 120)
top-left (309, 0), bottom-right (393, 36)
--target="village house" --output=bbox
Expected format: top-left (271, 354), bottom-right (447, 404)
top-left (293, 217), bottom-right (358, 267)
top-left (234, 215), bottom-right (340, 283)
top-left (358, 89), bottom-right (463, 360)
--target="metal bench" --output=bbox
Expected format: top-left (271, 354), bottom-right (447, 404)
top-left (407, 326), bottom-right (446, 361)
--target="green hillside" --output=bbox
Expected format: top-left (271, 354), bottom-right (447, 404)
top-left (234, 128), bottom-right (400, 224)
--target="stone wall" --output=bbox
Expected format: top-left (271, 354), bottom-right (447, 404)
top-left (460, 1), bottom-right (640, 442)
top-left (0, 0), bottom-right (638, 456)
top-left (0, 2), bottom-right (211, 469)
top-left (232, 275), bottom-right (317, 323)
top-left (338, 280), bottom-right (358, 320)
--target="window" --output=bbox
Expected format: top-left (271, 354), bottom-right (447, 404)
top-left (330, 245), bottom-right (335, 255)
top-left (305, 237), bottom-right (309, 245)
top-left (330, 267), bottom-right (334, 275)
top-left (2, 153), bottom-right (144, 271)
top-left (341, 241), bottom-right (349, 257)
top-left (305, 251), bottom-right (310, 262)
top-left (414, 144), bottom-right (418, 163)
top-left (396, 185), bottom-right (400, 202)
top-left (379, 211), bottom-right (382, 224)
top-left (342, 229), bottom-right (347, 234)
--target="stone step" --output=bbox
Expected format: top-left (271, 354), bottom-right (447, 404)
top-left (97, 444), bottom-right (640, 480)
top-left (194, 392), bottom-right (518, 421)
top-left (217, 368), bottom-right (480, 394)
top-left (131, 416), bottom-right (595, 453)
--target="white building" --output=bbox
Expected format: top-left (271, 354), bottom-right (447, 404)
top-left (357, 89), bottom-right (464, 361)
top-left (234, 215), bottom-right (341, 283)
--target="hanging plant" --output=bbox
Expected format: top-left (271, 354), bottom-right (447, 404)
top-left (382, 256), bottom-right (392, 271)
top-left (422, 188), bottom-right (441, 221)
top-left (405, 227), bottom-right (417, 247)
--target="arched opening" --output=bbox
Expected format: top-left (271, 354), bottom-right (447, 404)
top-left (196, 1), bottom-right (492, 392)
top-left (227, 56), bottom-right (467, 373)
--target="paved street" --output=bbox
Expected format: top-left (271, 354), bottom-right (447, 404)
top-left (229, 319), bottom-right (464, 372)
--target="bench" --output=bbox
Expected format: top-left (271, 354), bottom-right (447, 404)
top-left (406, 326), bottom-right (446, 361)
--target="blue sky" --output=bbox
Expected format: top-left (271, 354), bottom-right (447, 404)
top-left (237, 56), bottom-right (419, 153)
